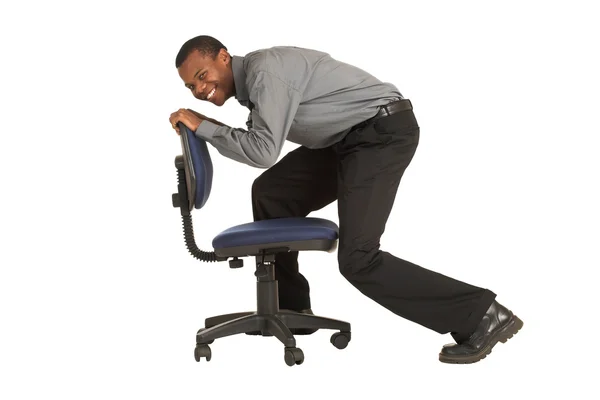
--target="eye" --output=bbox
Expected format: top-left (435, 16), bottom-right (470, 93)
top-left (199, 72), bottom-right (206, 80)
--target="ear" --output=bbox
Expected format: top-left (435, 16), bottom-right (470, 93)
top-left (218, 48), bottom-right (230, 64)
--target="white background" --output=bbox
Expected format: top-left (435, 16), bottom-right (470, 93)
top-left (1, 0), bottom-right (598, 398)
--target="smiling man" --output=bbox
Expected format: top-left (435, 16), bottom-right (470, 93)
top-left (169, 35), bottom-right (523, 364)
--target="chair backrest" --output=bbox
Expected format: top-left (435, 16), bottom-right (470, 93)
top-left (179, 123), bottom-right (213, 210)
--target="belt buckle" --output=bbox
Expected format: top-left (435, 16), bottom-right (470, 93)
top-left (382, 97), bottom-right (402, 116)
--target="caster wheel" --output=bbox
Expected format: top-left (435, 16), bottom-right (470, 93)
top-left (284, 347), bottom-right (304, 366)
top-left (197, 328), bottom-right (214, 344)
top-left (330, 331), bottom-right (351, 349)
top-left (194, 344), bottom-right (212, 362)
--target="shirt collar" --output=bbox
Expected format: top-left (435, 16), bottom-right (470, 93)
top-left (231, 55), bottom-right (249, 103)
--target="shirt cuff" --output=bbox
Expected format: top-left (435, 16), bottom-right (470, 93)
top-left (194, 120), bottom-right (221, 140)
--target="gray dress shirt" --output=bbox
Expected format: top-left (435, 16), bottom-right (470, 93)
top-left (194, 46), bottom-right (403, 168)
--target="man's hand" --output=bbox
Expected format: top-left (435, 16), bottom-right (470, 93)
top-left (184, 108), bottom-right (227, 128)
top-left (169, 108), bottom-right (204, 135)
top-left (186, 109), bottom-right (211, 121)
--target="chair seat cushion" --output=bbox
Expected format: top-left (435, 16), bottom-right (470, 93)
top-left (212, 217), bottom-right (339, 250)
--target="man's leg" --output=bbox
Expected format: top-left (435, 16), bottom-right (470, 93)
top-left (252, 146), bottom-right (337, 311)
top-left (333, 108), bottom-right (497, 337)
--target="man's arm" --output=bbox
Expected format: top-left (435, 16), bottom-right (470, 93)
top-left (194, 70), bottom-right (302, 168)
top-left (187, 109), bottom-right (226, 127)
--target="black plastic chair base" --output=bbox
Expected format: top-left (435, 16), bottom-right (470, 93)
top-left (200, 310), bottom-right (350, 342)
top-left (193, 254), bottom-right (351, 366)
top-left (195, 310), bottom-right (352, 366)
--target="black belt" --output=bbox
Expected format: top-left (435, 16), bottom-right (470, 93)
top-left (352, 98), bottom-right (413, 131)
top-left (375, 98), bottom-right (412, 118)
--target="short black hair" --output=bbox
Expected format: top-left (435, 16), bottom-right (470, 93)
top-left (175, 35), bottom-right (227, 68)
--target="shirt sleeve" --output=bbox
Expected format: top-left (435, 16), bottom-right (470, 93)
top-left (194, 70), bottom-right (302, 168)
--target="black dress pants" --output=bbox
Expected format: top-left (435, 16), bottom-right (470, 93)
top-left (251, 106), bottom-right (497, 336)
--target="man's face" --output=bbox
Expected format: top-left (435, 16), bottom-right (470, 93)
top-left (178, 48), bottom-right (234, 106)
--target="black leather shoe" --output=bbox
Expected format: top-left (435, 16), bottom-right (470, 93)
top-left (439, 300), bottom-right (523, 364)
top-left (245, 309), bottom-right (318, 336)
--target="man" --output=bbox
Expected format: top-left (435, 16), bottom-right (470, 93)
top-left (169, 35), bottom-right (523, 364)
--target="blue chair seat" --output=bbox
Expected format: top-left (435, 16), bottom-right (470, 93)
top-left (212, 217), bottom-right (339, 257)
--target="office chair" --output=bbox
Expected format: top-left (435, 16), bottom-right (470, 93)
top-left (171, 123), bottom-right (351, 366)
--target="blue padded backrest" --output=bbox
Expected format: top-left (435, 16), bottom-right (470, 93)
top-left (180, 123), bottom-right (213, 209)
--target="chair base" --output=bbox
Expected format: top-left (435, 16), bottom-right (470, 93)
top-left (199, 309), bottom-right (351, 343)
top-left (193, 254), bottom-right (352, 366)
top-left (195, 310), bottom-right (351, 366)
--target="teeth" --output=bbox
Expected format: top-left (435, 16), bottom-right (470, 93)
top-left (207, 88), bottom-right (216, 100)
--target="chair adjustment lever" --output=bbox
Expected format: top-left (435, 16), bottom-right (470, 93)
top-left (255, 260), bottom-right (279, 278)
top-left (254, 262), bottom-right (271, 278)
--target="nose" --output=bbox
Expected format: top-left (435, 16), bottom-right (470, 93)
top-left (194, 84), bottom-right (206, 99)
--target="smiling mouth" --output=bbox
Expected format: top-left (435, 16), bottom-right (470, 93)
top-left (206, 87), bottom-right (217, 100)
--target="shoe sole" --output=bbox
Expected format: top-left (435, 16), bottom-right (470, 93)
top-left (438, 314), bottom-right (524, 364)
